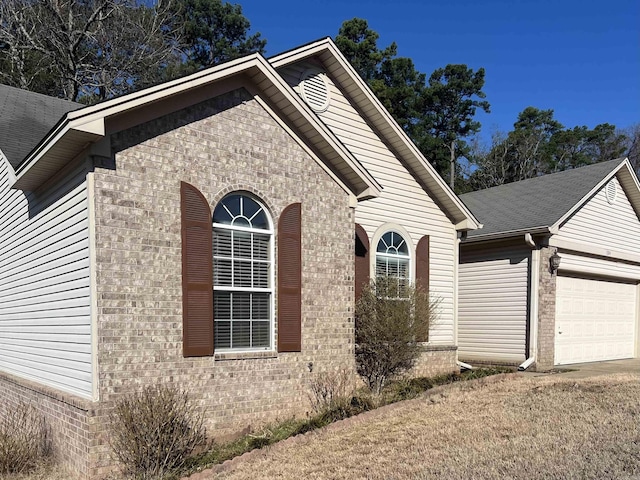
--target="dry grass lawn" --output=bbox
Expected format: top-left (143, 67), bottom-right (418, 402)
top-left (210, 373), bottom-right (640, 480)
top-left (5, 373), bottom-right (639, 480)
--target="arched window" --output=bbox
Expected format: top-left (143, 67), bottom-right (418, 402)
top-left (213, 193), bottom-right (273, 350)
top-left (375, 231), bottom-right (410, 292)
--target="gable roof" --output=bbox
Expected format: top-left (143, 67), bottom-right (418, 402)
top-left (8, 54), bottom-right (381, 200)
top-left (460, 158), bottom-right (640, 242)
top-left (0, 84), bottom-right (82, 169)
top-left (268, 38), bottom-right (480, 231)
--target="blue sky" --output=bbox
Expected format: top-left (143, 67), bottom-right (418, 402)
top-left (240, 0), bottom-right (639, 140)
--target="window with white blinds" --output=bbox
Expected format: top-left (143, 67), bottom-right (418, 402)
top-left (376, 231), bottom-right (410, 294)
top-left (213, 194), bottom-right (273, 350)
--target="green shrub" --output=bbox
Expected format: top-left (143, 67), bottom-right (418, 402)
top-left (0, 402), bottom-right (51, 475)
top-left (355, 276), bottom-right (440, 394)
top-left (109, 385), bottom-right (206, 480)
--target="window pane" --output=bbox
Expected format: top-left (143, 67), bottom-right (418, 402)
top-left (377, 231), bottom-right (409, 255)
top-left (387, 257), bottom-right (400, 277)
top-left (252, 321), bottom-right (270, 348)
top-left (214, 259), bottom-right (232, 286)
top-left (252, 293), bottom-right (270, 320)
top-left (398, 258), bottom-right (409, 278)
top-left (254, 234), bottom-right (269, 260)
top-left (214, 229), bottom-right (232, 257)
top-left (233, 231), bottom-right (252, 259)
top-left (232, 321), bottom-right (251, 348)
top-left (214, 292), bottom-right (231, 320)
top-left (253, 263), bottom-right (269, 288)
top-left (234, 260), bottom-right (252, 287)
top-left (242, 197), bottom-right (260, 222)
top-left (215, 321), bottom-right (231, 349)
top-left (377, 232), bottom-right (392, 253)
top-left (213, 194), bottom-right (240, 224)
top-left (375, 257), bottom-right (387, 277)
top-left (250, 211), bottom-right (269, 230)
top-left (232, 292), bottom-right (251, 319)
top-left (212, 193), bottom-right (273, 351)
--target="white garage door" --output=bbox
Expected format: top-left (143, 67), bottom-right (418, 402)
top-left (555, 276), bottom-right (638, 365)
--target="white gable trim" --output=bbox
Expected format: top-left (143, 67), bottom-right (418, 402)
top-left (553, 158), bottom-right (640, 231)
top-left (13, 54), bottom-right (381, 201)
top-left (270, 38), bottom-right (481, 231)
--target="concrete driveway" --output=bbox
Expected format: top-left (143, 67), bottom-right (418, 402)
top-left (552, 358), bottom-right (640, 379)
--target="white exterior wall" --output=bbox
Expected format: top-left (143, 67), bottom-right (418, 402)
top-left (0, 153), bottom-right (92, 398)
top-left (458, 246), bottom-right (530, 363)
top-left (279, 63), bottom-right (458, 344)
top-left (557, 252), bottom-right (640, 281)
top-left (555, 176), bottom-right (640, 256)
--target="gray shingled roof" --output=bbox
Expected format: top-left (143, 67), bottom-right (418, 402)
top-left (0, 84), bottom-right (82, 169)
top-left (460, 159), bottom-right (626, 239)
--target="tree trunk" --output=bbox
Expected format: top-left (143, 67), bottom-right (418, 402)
top-left (449, 140), bottom-right (455, 189)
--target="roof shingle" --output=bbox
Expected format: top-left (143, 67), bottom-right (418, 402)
top-left (0, 84), bottom-right (82, 169)
top-left (460, 159), bottom-right (627, 238)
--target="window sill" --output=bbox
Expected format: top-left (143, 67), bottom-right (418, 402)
top-left (214, 351), bottom-right (278, 361)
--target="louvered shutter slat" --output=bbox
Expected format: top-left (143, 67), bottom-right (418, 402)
top-left (277, 203), bottom-right (302, 352)
top-left (181, 182), bottom-right (214, 357)
top-left (416, 235), bottom-right (430, 342)
top-left (354, 224), bottom-right (369, 303)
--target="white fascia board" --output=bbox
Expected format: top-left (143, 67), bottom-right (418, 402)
top-left (13, 55), bottom-right (265, 187)
top-left (0, 148), bottom-right (17, 184)
top-left (13, 51), bottom-right (381, 199)
top-left (455, 218), bottom-right (483, 231)
top-left (270, 39), bottom-right (481, 230)
top-left (463, 226), bottom-right (551, 244)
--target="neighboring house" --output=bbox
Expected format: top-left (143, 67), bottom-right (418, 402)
top-left (0, 38), bottom-right (478, 479)
top-left (458, 159), bottom-right (640, 370)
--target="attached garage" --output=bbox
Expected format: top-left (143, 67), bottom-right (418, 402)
top-left (555, 275), bottom-right (637, 365)
top-left (459, 158), bottom-right (640, 369)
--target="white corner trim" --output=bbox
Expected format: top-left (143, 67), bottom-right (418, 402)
top-left (86, 171), bottom-right (100, 402)
top-left (529, 248), bottom-right (540, 360)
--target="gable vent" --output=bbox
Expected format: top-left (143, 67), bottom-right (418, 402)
top-left (605, 180), bottom-right (617, 205)
top-left (300, 69), bottom-right (330, 113)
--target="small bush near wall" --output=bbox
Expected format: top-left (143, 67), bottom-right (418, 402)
top-left (0, 402), bottom-right (51, 475)
top-left (109, 385), bottom-right (206, 480)
top-left (307, 368), bottom-right (356, 415)
top-left (355, 276), bottom-right (439, 394)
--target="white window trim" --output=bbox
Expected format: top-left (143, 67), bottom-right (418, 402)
top-left (212, 194), bottom-right (275, 353)
top-left (370, 223), bottom-right (415, 284)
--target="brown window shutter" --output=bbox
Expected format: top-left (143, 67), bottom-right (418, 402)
top-left (277, 203), bottom-right (302, 352)
top-left (354, 224), bottom-right (370, 303)
top-left (415, 235), bottom-right (430, 342)
top-left (416, 235), bottom-right (430, 295)
top-left (181, 182), bottom-right (214, 357)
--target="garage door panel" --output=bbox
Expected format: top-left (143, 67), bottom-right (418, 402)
top-left (555, 276), bottom-right (637, 365)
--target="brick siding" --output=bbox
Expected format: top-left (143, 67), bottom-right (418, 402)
top-left (0, 372), bottom-right (95, 479)
top-left (88, 88), bottom-right (356, 476)
top-left (411, 345), bottom-right (458, 378)
top-left (536, 246), bottom-right (557, 370)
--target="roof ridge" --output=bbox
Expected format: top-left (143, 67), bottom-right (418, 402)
top-left (461, 158), bottom-right (626, 199)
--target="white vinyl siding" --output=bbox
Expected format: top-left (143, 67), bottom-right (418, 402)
top-left (558, 252), bottom-right (640, 281)
top-left (0, 154), bottom-right (92, 398)
top-left (556, 177), bottom-right (640, 256)
top-left (458, 247), bottom-right (530, 363)
top-left (279, 63), bottom-right (458, 344)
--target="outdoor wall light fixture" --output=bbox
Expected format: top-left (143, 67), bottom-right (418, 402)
top-left (549, 249), bottom-right (562, 274)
